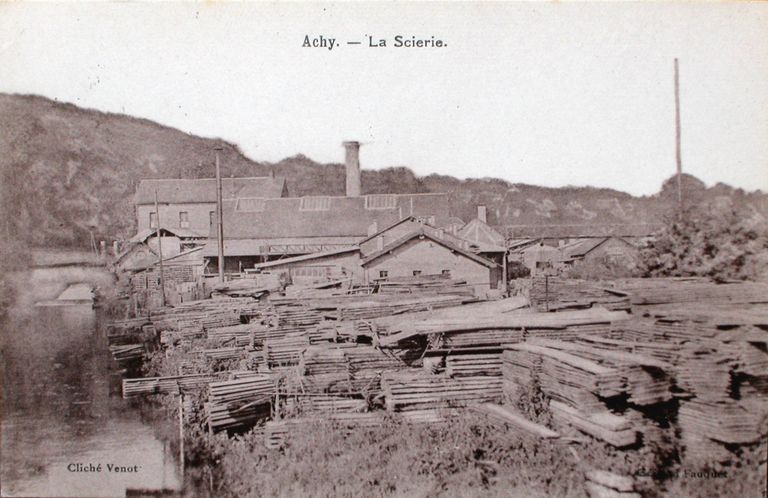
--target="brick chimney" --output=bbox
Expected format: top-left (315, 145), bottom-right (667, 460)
top-left (343, 141), bottom-right (361, 197)
top-left (477, 205), bottom-right (487, 223)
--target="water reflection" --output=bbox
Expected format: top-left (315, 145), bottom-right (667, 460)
top-left (1, 300), bottom-right (181, 497)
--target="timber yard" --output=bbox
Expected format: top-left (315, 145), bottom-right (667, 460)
top-left (91, 142), bottom-right (768, 497)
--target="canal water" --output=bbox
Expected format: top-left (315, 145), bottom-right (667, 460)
top-left (1, 285), bottom-right (181, 496)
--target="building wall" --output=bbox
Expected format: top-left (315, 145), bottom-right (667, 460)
top-left (137, 203), bottom-right (216, 233)
top-left (581, 238), bottom-right (639, 267)
top-left (363, 238), bottom-right (494, 295)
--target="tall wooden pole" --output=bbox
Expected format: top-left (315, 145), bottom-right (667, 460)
top-left (154, 188), bottom-right (166, 307)
top-left (215, 147), bottom-right (225, 282)
top-left (674, 58), bottom-right (683, 217)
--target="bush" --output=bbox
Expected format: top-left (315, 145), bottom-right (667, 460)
top-left (639, 199), bottom-right (768, 282)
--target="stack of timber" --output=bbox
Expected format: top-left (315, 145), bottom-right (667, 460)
top-left (109, 344), bottom-right (145, 362)
top-left (283, 395), bottom-right (368, 417)
top-left (444, 352), bottom-right (503, 377)
top-left (379, 308), bottom-right (628, 348)
top-left (296, 344), bottom-right (404, 394)
top-left (206, 375), bottom-right (275, 433)
top-left (529, 277), bottom-right (631, 312)
top-left (264, 409), bottom-right (462, 449)
top-left (207, 323), bottom-right (258, 344)
top-left (585, 470), bottom-right (641, 498)
top-left (106, 321), bottom-right (155, 345)
top-left (211, 278), bottom-right (277, 298)
top-left (376, 274), bottom-right (475, 297)
top-left (336, 294), bottom-right (469, 321)
top-left (381, 372), bottom-right (502, 411)
top-left (610, 278), bottom-right (768, 310)
top-left (264, 412), bottom-right (384, 449)
top-left (263, 334), bottom-right (311, 367)
top-left (122, 373), bottom-right (212, 398)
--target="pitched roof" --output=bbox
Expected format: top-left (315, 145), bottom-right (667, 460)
top-left (564, 236), bottom-right (636, 259)
top-left (129, 227), bottom-right (207, 243)
top-left (501, 224), bottom-right (662, 239)
top-left (457, 218), bottom-right (506, 253)
top-left (215, 193), bottom-right (452, 240)
top-left (252, 247), bottom-right (360, 269)
top-left (134, 177), bottom-right (287, 205)
top-left (361, 229), bottom-right (498, 269)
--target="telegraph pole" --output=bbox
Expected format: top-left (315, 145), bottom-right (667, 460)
top-left (674, 58), bottom-right (683, 218)
top-left (215, 147), bottom-right (225, 282)
top-left (154, 188), bottom-right (166, 307)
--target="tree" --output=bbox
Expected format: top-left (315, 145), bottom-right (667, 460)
top-left (639, 197), bottom-right (768, 282)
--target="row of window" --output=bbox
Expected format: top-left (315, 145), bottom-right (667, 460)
top-left (378, 269), bottom-right (451, 278)
top-left (149, 211), bottom-right (217, 229)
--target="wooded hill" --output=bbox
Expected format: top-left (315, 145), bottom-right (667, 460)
top-left (1, 93), bottom-right (766, 248)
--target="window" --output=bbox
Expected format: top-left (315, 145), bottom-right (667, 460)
top-left (209, 210), bottom-right (216, 228)
top-left (441, 269), bottom-right (451, 277)
top-left (299, 196), bottom-right (331, 211)
top-left (379, 270), bottom-right (388, 278)
top-left (412, 270), bottom-right (422, 276)
top-left (179, 211), bottom-right (189, 228)
top-left (149, 212), bottom-right (158, 229)
top-left (236, 197), bottom-right (266, 212)
top-left (365, 194), bottom-right (397, 210)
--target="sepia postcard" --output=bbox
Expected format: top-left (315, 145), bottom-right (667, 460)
top-left (1, 2), bottom-right (766, 497)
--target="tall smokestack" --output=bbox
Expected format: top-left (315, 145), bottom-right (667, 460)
top-left (477, 205), bottom-right (487, 223)
top-left (343, 141), bottom-right (361, 197)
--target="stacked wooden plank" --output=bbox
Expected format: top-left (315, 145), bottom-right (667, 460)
top-left (264, 412), bottom-right (385, 449)
top-left (264, 334), bottom-right (311, 367)
top-left (530, 277), bottom-right (631, 312)
top-left (379, 308), bottom-right (629, 348)
top-left (109, 344), bottom-right (145, 362)
top-left (445, 353), bottom-right (503, 377)
top-left (381, 372), bottom-right (502, 411)
top-left (344, 295), bottom-right (469, 321)
top-left (206, 376), bottom-right (274, 433)
top-left (585, 470), bottom-right (641, 498)
top-left (550, 400), bottom-right (637, 447)
top-left (207, 323), bottom-right (257, 343)
top-left (283, 395), bottom-right (368, 416)
top-left (376, 274), bottom-right (475, 297)
top-left (612, 278), bottom-right (768, 308)
top-left (199, 347), bottom-right (245, 362)
top-left (122, 373), bottom-right (212, 398)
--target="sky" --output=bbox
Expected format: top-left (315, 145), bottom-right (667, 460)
top-left (1, 1), bottom-right (767, 196)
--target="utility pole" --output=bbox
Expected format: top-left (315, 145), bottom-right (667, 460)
top-left (154, 189), bottom-right (166, 307)
top-left (674, 58), bottom-right (683, 218)
top-left (215, 147), bottom-right (225, 282)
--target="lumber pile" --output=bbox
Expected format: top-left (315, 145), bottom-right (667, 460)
top-left (264, 334), bottom-right (311, 367)
top-left (207, 323), bottom-right (258, 343)
top-left (122, 373), bottom-right (212, 398)
top-left (381, 372), bottom-right (502, 411)
top-left (530, 277), bottom-right (631, 312)
top-left (109, 344), bottom-right (145, 362)
top-left (376, 274), bottom-right (475, 297)
top-left (445, 352), bottom-right (503, 377)
top-left (585, 470), bottom-right (641, 498)
top-left (611, 278), bottom-right (768, 308)
top-left (206, 376), bottom-right (274, 433)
